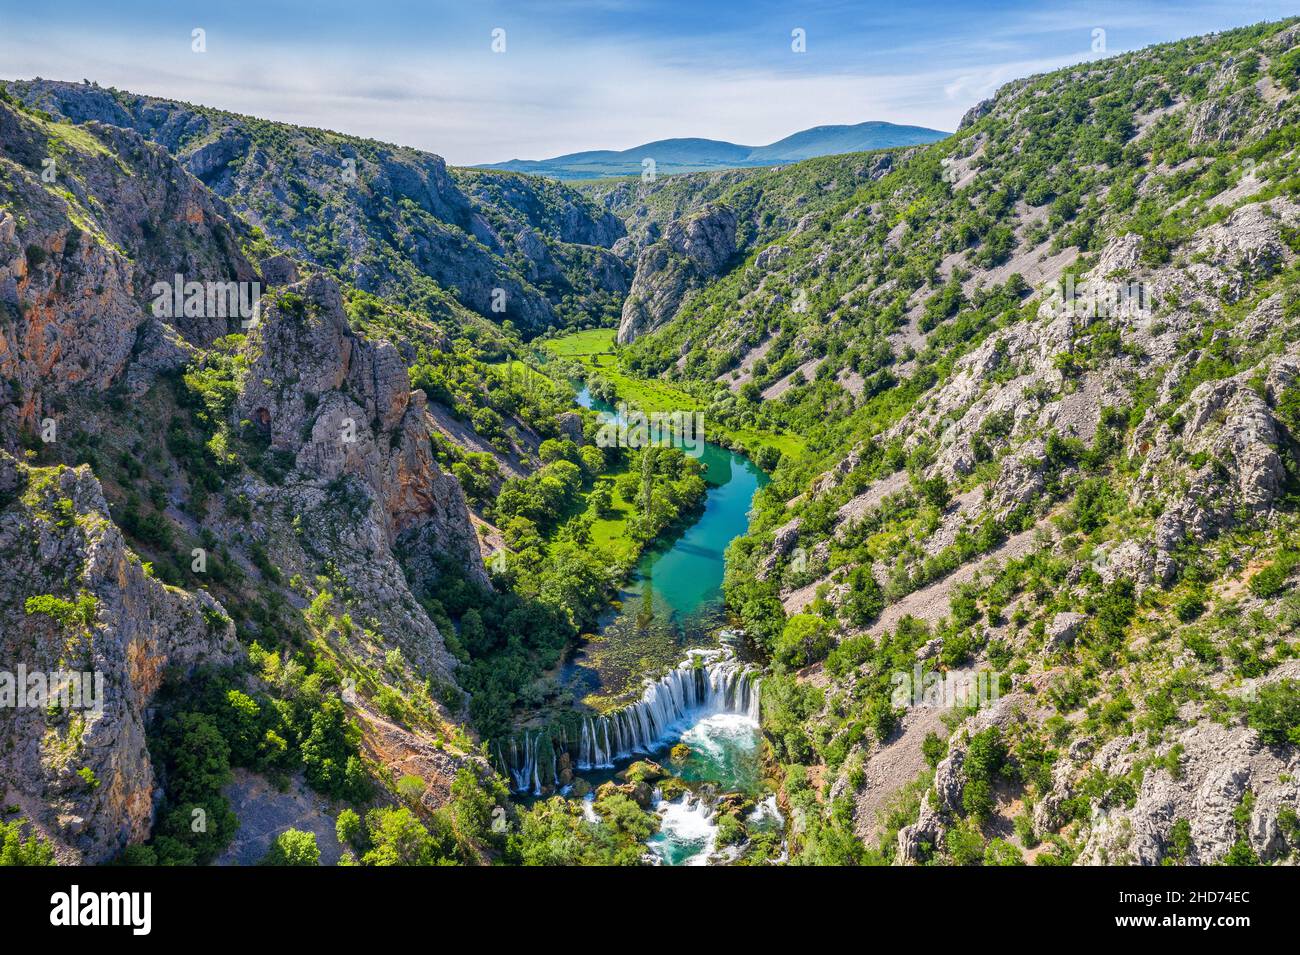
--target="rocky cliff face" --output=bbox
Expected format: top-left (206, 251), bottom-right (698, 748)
top-left (0, 452), bottom-right (239, 863)
top-left (0, 98), bottom-right (262, 439)
top-left (234, 274), bottom-right (485, 678)
top-left (584, 150), bottom-right (899, 261)
top-left (617, 203), bottom-right (738, 344)
top-left (0, 93), bottom-right (491, 861)
top-left (5, 79), bottom-right (630, 334)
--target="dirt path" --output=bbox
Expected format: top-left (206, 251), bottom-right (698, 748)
top-left (719, 335), bottom-right (774, 392)
top-left (426, 402), bottom-right (528, 479)
top-left (762, 356), bottom-right (825, 400)
top-left (834, 469), bottom-right (909, 532)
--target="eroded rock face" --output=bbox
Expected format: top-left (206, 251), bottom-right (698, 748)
top-left (238, 276), bottom-right (481, 555)
top-left (1045, 611), bottom-right (1087, 652)
top-left (617, 203), bottom-right (738, 344)
top-left (0, 454), bottom-right (239, 863)
top-left (1073, 716), bottom-right (1300, 866)
top-left (7, 79), bottom-right (631, 334)
top-left (1129, 358), bottom-right (1290, 584)
top-left (0, 95), bottom-right (492, 864)
top-left (0, 98), bottom-right (259, 440)
top-left (234, 275), bottom-right (485, 678)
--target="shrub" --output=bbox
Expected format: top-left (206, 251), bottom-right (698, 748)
top-left (1163, 818), bottom-right (1193, 865)
top-left (774, 613), bottom-right (834, 669)
top-left (24, 593), bottom-right (97, 630)
top-left (1249, 553), bottom-right (1297, 600)
top-left (335, 809), bottom-right (363, 851)
top-left (1174, 591), bottom-right (1206, 623)
top-left (945, 819), bottom-right (985, 865)
top-left (843, 566), bottom-right (885, 627)
top-left (0, 819), bottom-right (55, 866)
top-left (984, 838), bottom-right (1025, 866)
top-left (260, 829), bottom-right (320, 866)
top-left (1246, 680), bottom-right (1300, 746)
top-left (921, 731), bottom-right (947, 769)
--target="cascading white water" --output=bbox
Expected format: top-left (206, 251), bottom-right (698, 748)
top-left (648, 793), bottom-right (718, 866)
top-left (501, 731), bottom-right (551, 796)
top-left (499, 649), bottom-right (761, 792)
top-left (575, 650), bottom-right (761, 771)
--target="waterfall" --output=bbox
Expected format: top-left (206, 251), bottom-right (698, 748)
top-left (500, 649), bottom-right (761, 793)
top-left (499, 731), bottom-right (553, 796)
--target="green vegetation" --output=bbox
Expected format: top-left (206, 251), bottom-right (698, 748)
top-left (542, 329), bottom-right (806, 461)
top-left (0, 817), bottom-right (56, 866)
top-left (507, 791), bottom-right (659, 865)
top-left (334, 769), bottom-right (508, 866)
top-left (134, 665), bottom-right (370, 865)
top-left (260, 829), bottom-right (320, 866)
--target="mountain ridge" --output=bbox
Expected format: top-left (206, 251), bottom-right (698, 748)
top-left (478, 120), bottom-right (949, 179)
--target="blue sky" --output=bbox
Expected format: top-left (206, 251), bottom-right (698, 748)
top-left (1, 0), bottom-right (1296, 164)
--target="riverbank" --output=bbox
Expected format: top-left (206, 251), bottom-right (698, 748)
top-left (540, 329), bottom-right (806, 462)
top-left (497, 361), bottom-right (783, 864)
top-left (561, 384), bottom-right (768, 710)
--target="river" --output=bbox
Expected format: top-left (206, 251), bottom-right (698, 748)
top-left (503, 383), bottom-right (778, 865)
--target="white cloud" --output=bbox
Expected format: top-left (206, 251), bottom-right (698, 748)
top-left (1, 2), bottom-right (1293, 164)
top-left (0, 26), bottom-right (1055, 163)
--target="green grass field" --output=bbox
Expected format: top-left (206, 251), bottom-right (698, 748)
top-left (541, 328), bottom-right (617, 358)
top-left (586, 467), bottom-right (639, 564)
top-left (540, 329), bottom-right (806, 461)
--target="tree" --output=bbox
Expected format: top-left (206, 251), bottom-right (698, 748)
top-left (335, 809), bottom-right (363, 851)
top-left (161, 712), bottom-right (231, 804)
top-left (921, 731), bottom-right (947, 769)
top-left (983, 838), bottom-right (1025, 866)
top-left (459, 608), bottom-right (492, 657)
top-left (449, 767), bottom-right (501, 846)
top-left (945, 819), bottom-right (985, 865)
top-left (300, 696), bottom-right (370, 802)
top-left (844, 566), bottom-right (884, 627)
top-left (361, 807), bottom-right (457, 866)
top-left (774, 613), bottom-right (834, 669)
top-left (539, 438), bottom-right (579, 465)
top-left (1247, 680), bottom-right (1300, 746)
top-left (220, 689), bottom-right (261, 766)
top-left (260, 829), bottom-right (320, 866)
top-left (579, 445), bottom-right (605, 476)
top-left (917, 475), bottom-right (951, 509)
top-left (509, 799), bottom-right (587, 866)
top-left (0, 819), bottom-right (55, 866)
top-left (588, 482), bottom-right (614, 518)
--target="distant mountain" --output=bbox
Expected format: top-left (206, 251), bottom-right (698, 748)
top-left (477, 121), bottom-right (949, 180)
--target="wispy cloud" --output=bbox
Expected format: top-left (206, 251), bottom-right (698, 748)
top-left (0, 0), bottom-right (1294, 163)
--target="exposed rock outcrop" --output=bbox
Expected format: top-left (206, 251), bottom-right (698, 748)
top-left (617, 203), bottom-right (738, 343)
top-left (0, 98), bottom-right (259, 438)
top-left (0, 454), bottom-right (239, 863)
top-left (235, 274), bottom-right (485, 677)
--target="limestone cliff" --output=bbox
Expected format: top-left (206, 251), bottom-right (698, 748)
top-left (617, 203), bottom-right (737, 344)
top-left (0, 452), bottom-right (238, 863)
top-left (234, 274), bottom-right (486, 678)
top-left (6, 79), bottom-right (631, 333)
